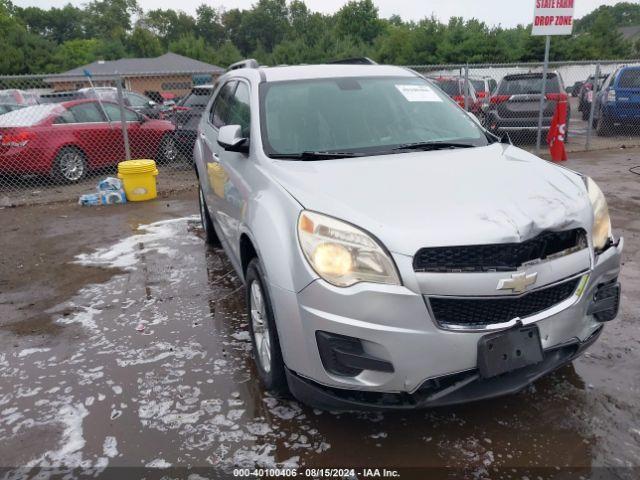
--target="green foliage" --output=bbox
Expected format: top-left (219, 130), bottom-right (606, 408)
top-left (0, 0), bottom-right (638, 75)
top-left (48, 39), bottom-right (103, 71)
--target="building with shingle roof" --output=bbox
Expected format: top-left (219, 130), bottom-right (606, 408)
top-left (46, 52), bottom-right (224, 98)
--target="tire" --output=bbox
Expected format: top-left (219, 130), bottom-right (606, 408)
top-left (596, 115), bottom-right (611, 136)
top-left (245, 258), bottom-right (287, 395)
top-left (157, 134), bottom-right (178, 164)
top-left (52, 146), bottom-right (87, 184)
top-left (198, 186), bottom-right (220, 246)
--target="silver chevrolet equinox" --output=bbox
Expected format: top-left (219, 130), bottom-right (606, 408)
top-left (194, 59), bottom-right (622, 410)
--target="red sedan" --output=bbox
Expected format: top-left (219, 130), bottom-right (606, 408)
top-left (0, 99), bottom-right (177, 183)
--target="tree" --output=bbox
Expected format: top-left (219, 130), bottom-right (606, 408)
top-left (169, 34), bottom-right (217, 64)
top-left (85, 0), bottom-right (140, 40)
top-left (335, 0), bottom-right (383, 45)
top-left (196, 4), bottom-right (225, 48)
top-left (127, 27), bottom-right (163, 57)
top-left (49, 39), bottom-right (103, 71)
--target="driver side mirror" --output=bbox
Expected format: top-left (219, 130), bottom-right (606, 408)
top-left (217, 124), bottom-right (248, 153)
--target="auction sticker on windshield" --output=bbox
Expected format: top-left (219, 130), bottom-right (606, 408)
top-left (395, 84), bottom-right (442, 102)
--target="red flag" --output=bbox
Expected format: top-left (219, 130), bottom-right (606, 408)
top-left (546, 97), bottom-right (568, 162)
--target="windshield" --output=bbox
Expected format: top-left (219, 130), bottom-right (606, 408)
top-left (498, 75), bottom-right (560, 95)
top-left (618, 69), bottom-right (640, 89)
top-left (260, 76), bottom-right (487, 157)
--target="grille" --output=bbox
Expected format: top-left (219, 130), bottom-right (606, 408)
top-left (429, 277), bottom-right (580, 328)
top-left (414, 229), bottom-right (587, 273)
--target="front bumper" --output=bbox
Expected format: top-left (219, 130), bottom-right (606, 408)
top-left (286, 325), bottom-right (601, 410)
top-left (270, 239), bottom-right (623, 409)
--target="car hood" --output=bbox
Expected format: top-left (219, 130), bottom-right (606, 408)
top-left (267, 143), bottom-right (592, 256)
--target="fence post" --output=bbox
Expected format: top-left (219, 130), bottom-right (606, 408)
top-left (585, 63), bottom-right (600, 151)
top-left (116, 74), bottom-right (131, 161)
top-left (535, 35), bottom-right (551, 155)
top-left (464, 63), bottom-right (470, 111)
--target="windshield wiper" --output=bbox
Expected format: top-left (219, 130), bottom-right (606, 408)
top-left (268, 151), bottom-right (364, 160)
top-left (392, 141), bottom-right (476, 151)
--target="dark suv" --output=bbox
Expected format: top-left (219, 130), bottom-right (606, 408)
top-left (171, 85), bottom-right (216, 158)
top-left (485, 72), bottom-right (570, 137)
top-left (577, 74), bottom-right (608, 120)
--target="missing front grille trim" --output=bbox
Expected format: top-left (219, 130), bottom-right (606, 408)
top-left (413, 229), bottom-right (587, 273)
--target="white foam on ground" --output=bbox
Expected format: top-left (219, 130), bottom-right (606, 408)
top-left (74, 216), bottom-right (199, 270)
top-left (103, 436), bottom-right (118, 458)
top-left (26, 402), bottom-right (89, 468)
top-left (16, 348), bottom-right (51, 358)
top-left (146, 458), bottom-right (172, 468)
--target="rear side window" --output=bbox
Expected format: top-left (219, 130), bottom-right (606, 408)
top-left (68, 103), bottom-right (105, 123)
top-left (497, 75), bottom-right (560, 95)
top-left (53, 109), bottom-right (76, 124)
top-left (102, 103), bottom-right (139, 122)
top-left (618, 69), bottom-right (640, 88)
top-left (126, 93), bottom-right (151, 107)
top-left (209, 82), bottom-right (237, 129)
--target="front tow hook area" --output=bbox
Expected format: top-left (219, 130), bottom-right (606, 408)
top-left (316, 331), bottom-right (394, 376)
top-left (587, 279), bottom-right (621, 322)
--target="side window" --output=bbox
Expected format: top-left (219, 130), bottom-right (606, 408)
top-left (102, 103), bottom-right (139, 122)
top-left (126, 93), bottom-right (150, 107)
top-left (228, 82), bottom-right (251, 138)
top-left (68, 103), bottom-right (105, 123)
top-left (209, 81), bottom-right (237, 128)
top-left (53, 109), bottom-right (76, 124)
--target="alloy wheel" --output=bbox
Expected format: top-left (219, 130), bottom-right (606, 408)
top-left (250, 280), bottom-right (271, 373)
top-left (59, 151), bottom-right (85, 181)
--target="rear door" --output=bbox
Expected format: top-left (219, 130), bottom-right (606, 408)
top-left (65, 102), bottom-right (118, 167)
top-left (101, 103), bottom-right (150, 158)
top-left (614, 68), bottom-right (640, 119)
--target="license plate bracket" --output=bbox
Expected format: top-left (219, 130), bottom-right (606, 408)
top-left (477, 325), bottom-right (543, 378)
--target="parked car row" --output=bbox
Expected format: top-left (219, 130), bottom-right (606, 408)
top-left (0, 99), bottom-right (177, 183)
top-left (429, 65), bottom-right (640, 139)
top-left (427, 72), bottom-right (571, 138)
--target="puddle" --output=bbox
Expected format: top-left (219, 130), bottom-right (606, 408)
top-left (1, 216), bottom-right (639, 477)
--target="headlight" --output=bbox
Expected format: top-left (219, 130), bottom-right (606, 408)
top-left (586, 177), bottom-right (612, 251)
top-left (297, 211), bottom-right (400, 287)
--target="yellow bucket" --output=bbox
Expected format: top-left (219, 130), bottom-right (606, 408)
top-left (117, 159), bottom-right (158, 201)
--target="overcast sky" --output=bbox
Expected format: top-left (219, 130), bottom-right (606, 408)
top-left (13, 0), bottom-right (623, 28)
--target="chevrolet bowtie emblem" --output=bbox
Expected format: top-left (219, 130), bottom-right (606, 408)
top-left (497, 272), bottom-right (538, 293)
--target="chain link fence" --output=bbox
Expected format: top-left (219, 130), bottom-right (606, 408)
top-left (1, 60), bottom-right (639, 206)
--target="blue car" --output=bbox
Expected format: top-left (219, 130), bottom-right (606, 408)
top-left (593, 65), bottom-right (640, 136)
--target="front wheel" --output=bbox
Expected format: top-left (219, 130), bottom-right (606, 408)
top-left (246, 258), bottom-right (287, 395)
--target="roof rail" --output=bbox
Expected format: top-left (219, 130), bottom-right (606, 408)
top-left (228, 59), bottom-right (260, 71)
top-left (328, 57), bottom-right (378, 65)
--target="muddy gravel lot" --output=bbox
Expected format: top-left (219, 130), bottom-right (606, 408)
top-left (0, 148), bottom-right (639, 479)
